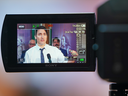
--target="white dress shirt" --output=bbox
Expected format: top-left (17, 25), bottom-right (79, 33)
top-left (24, 44), bottom-right (67, 63)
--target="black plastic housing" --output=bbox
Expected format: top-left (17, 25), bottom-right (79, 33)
top-left (1, 13), bottom-right (96, 72)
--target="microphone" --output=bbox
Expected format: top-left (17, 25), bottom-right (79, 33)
top-left (47, 54), bottom-right (52, 63)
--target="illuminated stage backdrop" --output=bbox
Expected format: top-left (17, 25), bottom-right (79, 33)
top-left (52, 23), bottom-right (77, 56)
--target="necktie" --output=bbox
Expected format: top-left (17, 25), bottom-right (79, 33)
top-left (40, 48), bottom-right (45, 63)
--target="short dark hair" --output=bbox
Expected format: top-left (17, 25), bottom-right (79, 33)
top-left (53, 37), bottom-right (60, 43)
top-left (35, 26), bottom-right (48, 35)
top-left (29, 39), bottom-right (35, 44)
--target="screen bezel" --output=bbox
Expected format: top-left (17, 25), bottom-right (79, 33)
top-left (1, 14), bottom-right (96, 72)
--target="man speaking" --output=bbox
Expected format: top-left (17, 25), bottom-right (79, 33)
top-left (24, 26), bottom-right (69, 63)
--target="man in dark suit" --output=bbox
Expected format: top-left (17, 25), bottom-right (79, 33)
top-left (52, 37), bottom-right (67, 56)
top-left (21, 39), bottom-right (36, 59)
top-left (52, 37), bottom-right (78, 58)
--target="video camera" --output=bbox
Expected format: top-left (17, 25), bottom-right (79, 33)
top-left (1, 0), bottom-right (128, 94)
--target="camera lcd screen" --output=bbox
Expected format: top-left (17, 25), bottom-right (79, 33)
top-left (1, 14), bottom-right (95, 72)
top-left (17, 23), bottom-right (86, 64)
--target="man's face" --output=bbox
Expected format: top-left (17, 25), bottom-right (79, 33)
top-left (35, 29), bottom-right (47, 46)
top-left (53, 39), bottom-right (60, 48)
top-left (29, 40), bottom-right (36, 48)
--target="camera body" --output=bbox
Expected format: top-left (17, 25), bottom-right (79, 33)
top-left (1, 0), bottom-right (128, 83)
top-left (97, 0), bottom-right (128, 83)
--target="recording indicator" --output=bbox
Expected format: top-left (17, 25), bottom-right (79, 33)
top-left (79, 58), bottom-right (85, 62)
top-left (32, 25), bottom-right (35, 28)
top-left (37, 25), bottom-right (39, 27)
top-left (32, 24), bottom-right (39, 28)
top-left (48, 24), bottom-right (53, 27)
top-left (77, 58), bottom-right (85, 63)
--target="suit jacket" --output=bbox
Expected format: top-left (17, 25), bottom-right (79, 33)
top-left (21, 49), bottom-right (28, 58)
top-left (60, 48), bottom-right (67, 56)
